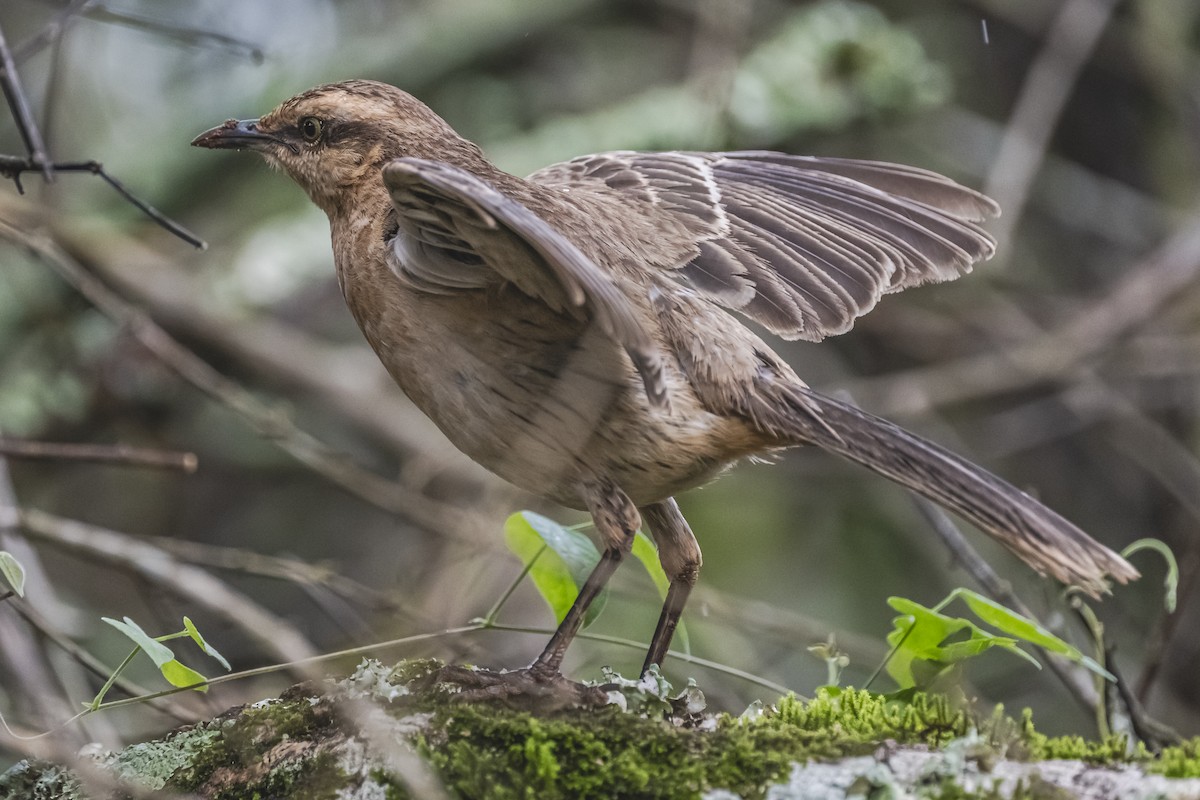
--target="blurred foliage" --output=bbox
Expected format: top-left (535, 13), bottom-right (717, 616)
top-left (1, 0), bottom-right (1199, 765)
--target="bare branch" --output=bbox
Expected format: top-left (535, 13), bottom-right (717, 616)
top-left (0, 214), bottom-right (493, 543)
top-left (911, 496), bottom-right (1102, 714)
top-left (1106, 643), bottom-right (1182, 749)
top-left (0, 21), bottom-right (53, 181)
top-left (10, 0), bottom-right (95, 64)
top-left (842, 215), bottom-right (1200, 417)
top-left (984, 0), bottom-right (1121, 248)
top-left (14, 2), bottom-right (265, 64)
top-left (0, 155), bottom-right (206, 248)
top-left (80, 226), bottom-right (488, 490)
top-left (0, 438), bottom-right (197, 472)
top-left (142, 535), bottom-right (417, 622)
top-left (3, 504), bottom-right (321, 668)
top-left (86, 6), bottom-right (264, 62)
top-left (6, 598), bottom-right (197, 725)
top-left (0, 449), bottom-right (109, 745)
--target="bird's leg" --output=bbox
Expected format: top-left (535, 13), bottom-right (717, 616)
top-left (640, 498), bottom-right (702, 673)
top-left (529, 477), bottom-right (640, 677)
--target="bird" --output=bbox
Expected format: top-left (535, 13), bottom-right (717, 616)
top-left (193, 79), bottom-right (1137, 679)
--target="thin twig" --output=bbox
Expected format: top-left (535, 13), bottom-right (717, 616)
top-left (984, 0), bottom-right (1121, 248)
top-left (10, 0), bottom-right (95, 64)
top-left (842, 215), bottom-right (1200, 418)
top-left (74, 226), bottom-right (491, 493)
top-left (3, 504), bottom-right (322, 669)
top-left (86, 6), bottom-right (264, 62)
top-left (0, 22), bottom-right (53, 182)
top-left (1135, 550), bottom-right (1199, 702)
top-left (144, 535), bottom-right (414, 620)
top-left (689, 583), bottom-right (888, 666)
top-left (911, 496), bottom-right (1101, 714)
top-left (0, 446), bottom-right (110, 746)
top-left (6, 598), bottom-right (196, 725)
top-left (1106, 643), bottom-right (1181, 749)
top-left (483, 622), bottom-right (795, 697)
top-left (15, 2), bottom-right (265, 64)
top-left (0, 438), bottom-right (198, 472)
top-left (0, 155), bottom-right (206, 248)
top-left (0, 215), bottom-right (492, 542)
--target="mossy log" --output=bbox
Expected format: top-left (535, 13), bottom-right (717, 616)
top-left (3, 659), bottom-right (1199, 799)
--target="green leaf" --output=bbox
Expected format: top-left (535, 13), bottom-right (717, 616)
top-left (938, 637), bottom-right (1040, 670)
top-left (159, 659), bottom-right (208, 690)
top-left (629, 532), bottom-right (690, 654)
top-left (630, 533), bottom-right (669, 597)
top-left (504, 511), bottom-right (606, 627)
top-left (183, 616), bottom-right (231, 671)
top-left (883, 589), bottom-right (1118, 690)
top-left (103, 617), bottom-right (175, 667)
top-left (953, 590), bottom-right (1069, 653)
top-left (0, 551), bottom-right (26, 597)
top-left (102, 617), bottom-right (209, 692)
top-left (885, 597), bottom-right (1037, 688)
top-left (887, 597), bottom-right (971, 658)
top-left (952, 589), bottom-right (1113, 681)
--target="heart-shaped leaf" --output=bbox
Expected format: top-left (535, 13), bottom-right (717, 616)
top-left (103, 616), bottom-right (209, 692)
top-left (184, 616), bottom-right (231, 671)
top-left (0, 551), bottom-right (26, 597)
top-left (504, 512), bottom-right (606, 627)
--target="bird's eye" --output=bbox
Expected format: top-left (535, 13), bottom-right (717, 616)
top-left (299, 117), bottom-right (324, 143)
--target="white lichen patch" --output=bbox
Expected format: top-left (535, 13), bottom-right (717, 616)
top-left (701, 741), bottom-right (1200, 800)
top-left (594, 664), bottom-right (708, 720)
top-left (99, 726), bottom-right (219, 791)
top-left (340, 658), bottom-right (412, 702)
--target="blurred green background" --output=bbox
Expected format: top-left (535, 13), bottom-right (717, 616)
top-left (1, 0), bottom-right (1198, 758)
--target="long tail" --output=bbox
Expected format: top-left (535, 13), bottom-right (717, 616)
top-left (768, 385), bottom-right (1139, 597)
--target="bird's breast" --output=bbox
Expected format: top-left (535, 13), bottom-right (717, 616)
top-left (338, 268), bottom-right (763, 508)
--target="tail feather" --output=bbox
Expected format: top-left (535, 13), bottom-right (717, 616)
top-left (769, 386), bottom-right (1139, 596)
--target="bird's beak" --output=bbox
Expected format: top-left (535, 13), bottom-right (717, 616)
top-left (191, 118), bottom-right (283, 151)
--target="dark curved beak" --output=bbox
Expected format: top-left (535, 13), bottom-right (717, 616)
top-left (191, 118), bottom-right (282, 151)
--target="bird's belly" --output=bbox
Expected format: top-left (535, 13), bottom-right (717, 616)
top-left (584, 406), bottom-right (759, 507)
top-left (440, 386), bottom-right (756, 510)
top-left (365, 302), bottom-right (762, 509)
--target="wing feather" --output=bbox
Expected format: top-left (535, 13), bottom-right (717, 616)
top-left (382, 158), bottom-right (667, 405)
top-left (531, 151), bottom-right (999, 341)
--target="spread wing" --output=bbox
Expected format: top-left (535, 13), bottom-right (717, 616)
top-left (380, 157), bottom-right (666, 406)
top-left (530, 151), bottom-right (1000, 342)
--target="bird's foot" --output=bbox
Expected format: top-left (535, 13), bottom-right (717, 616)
top-left (418, 663), bottom-right (608, 711)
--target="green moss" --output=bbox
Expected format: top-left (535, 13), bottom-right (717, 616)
top-left (8, 658), bottom-right (1199, 798)
top-left (398, 686), bottom-right (1005, 799)
top-left (378, 665), bottom-right (1200, 797)
top-left (771, 687), bottom-right (972, 747)
top-left (370, 767), bottom-right (412, 800)
top-left (165, 695), bottom-right (346, 799)
top-left (1151, 737), bottom-right (1200, 778)
top-left (425, 705), bottom-right (667, 798)
top-left (1009, 706), bottom-right (1200, 778)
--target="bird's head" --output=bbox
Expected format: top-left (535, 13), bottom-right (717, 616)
top-left (192, 79), bottom-right (487, 216)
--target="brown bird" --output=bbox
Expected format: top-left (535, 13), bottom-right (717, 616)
top-left (193, 80), bottom-right (1137, 678)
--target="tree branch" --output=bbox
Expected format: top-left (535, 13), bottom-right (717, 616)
top-left (0, 438), bottom-right (197, 472)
